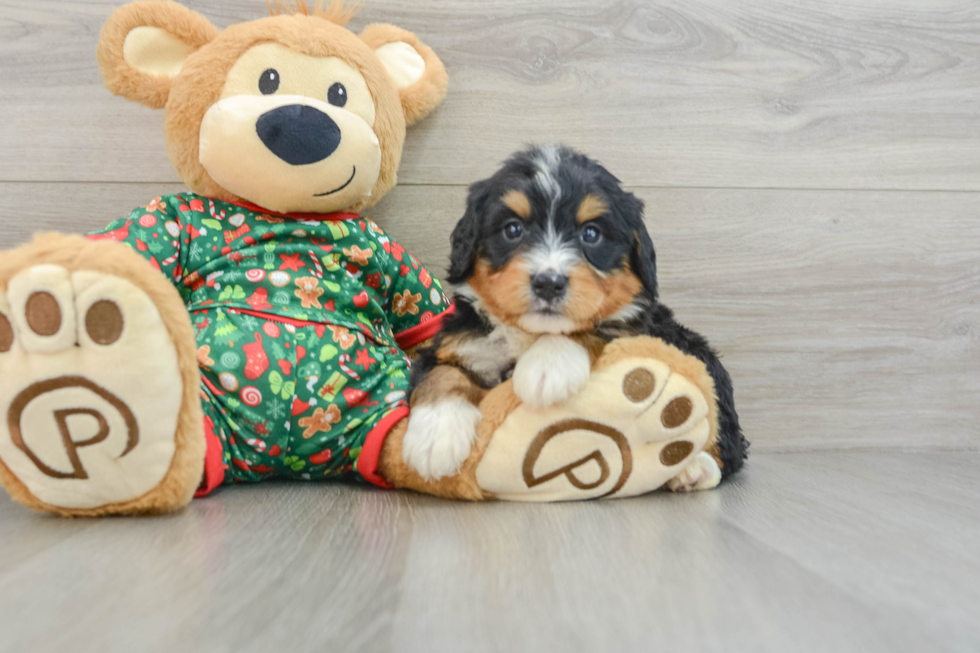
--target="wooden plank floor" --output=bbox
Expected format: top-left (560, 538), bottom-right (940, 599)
top-left (0, 452), bottom-right (977, 653)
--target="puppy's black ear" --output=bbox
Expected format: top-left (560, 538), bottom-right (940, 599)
top-left (447, 179), bottom-right (493, 284)
top-left (630, 228), bottom-right (658, 300)
top-left (623, 194), bottom-right (658, 299)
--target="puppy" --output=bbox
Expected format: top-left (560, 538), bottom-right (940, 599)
top-left (402, 145), bottom-right (747, 489)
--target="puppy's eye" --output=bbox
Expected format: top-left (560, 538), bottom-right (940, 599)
top-left (259, 69), bottom-right (280, 95)
top-left (580, 224), bottom-right (603, 245)
top-left (328, 82), bottom-right (348, 107)
top-left (502, 220), bottom-right (524, 242)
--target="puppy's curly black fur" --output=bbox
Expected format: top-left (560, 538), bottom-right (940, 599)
top-left (413, 145), bottom-right (748, 479)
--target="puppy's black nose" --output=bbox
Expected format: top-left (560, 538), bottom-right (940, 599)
top-left (531, 272), bottom-right (568, 301)
top-left (256, 104), bottom-right (341, 165)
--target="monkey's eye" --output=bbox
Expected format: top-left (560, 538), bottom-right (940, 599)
top-left (259, 69), bottom-right (280, 95)
top-left (328, 82), bottom-right (348, 107)
top-left (580, 224), bottom-right (603, 245)
top-left (502, 220), bottom-right (524, 242)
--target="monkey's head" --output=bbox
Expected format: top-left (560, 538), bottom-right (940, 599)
top-left (97, 0), bottom-right (447, 216)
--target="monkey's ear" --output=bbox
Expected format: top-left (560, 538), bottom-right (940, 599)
top-left (360, 24), bottom-right (448, 126)
top-left (97, 1), bottom-right (218, 109)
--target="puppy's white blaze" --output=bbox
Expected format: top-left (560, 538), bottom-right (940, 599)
top-left (666, 451), bottom-right (722, 492)
top-left (524, 231), bottom-right (579, 277)
top-left (513, 334), bottom-right (591, 408)
top-left (402, 398), bottom-right (482, 480)
top-left (532, 146), bottom-right (563, 220)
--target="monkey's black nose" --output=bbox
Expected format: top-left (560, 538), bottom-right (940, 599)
top-left (531, 272), bottom-right (568, 301)
top-left (256, 104), bottom-right (341, 165)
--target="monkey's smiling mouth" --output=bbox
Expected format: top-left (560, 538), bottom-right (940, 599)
top-left (314, 166), bottom-right (356, 197)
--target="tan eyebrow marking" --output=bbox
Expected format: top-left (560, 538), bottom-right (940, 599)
top-left (577, 194), bottom-right (608, 223)
top-left (502, 189), bottom-right (531, 220)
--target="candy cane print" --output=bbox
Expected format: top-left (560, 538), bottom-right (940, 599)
top-left (338, 353), bottom-right (361, 380)
top-left (208, 200), bottom-right (226, 221)
top-left (160, 242), bottom-right (180, 267)
top-left (308, 250), bottom-right (324, 278)
top-left (245, 438), bottom-right (267, 454)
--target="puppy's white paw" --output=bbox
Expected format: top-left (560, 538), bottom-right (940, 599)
top-left (666, 451), bottom-right (722, 492)
top-left (513, 335), bottom-right (591, 408)
top-left (402, 398), bottom-right (482, 480)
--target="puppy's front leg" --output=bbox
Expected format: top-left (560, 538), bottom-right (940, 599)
top-left (402, 366), bottom-right (486, 480)
top-left (513, 334), bottom-right (592, 408)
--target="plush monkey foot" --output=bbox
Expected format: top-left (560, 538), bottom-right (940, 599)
top-left (476, 336), bottom-right (716, 501)
top-left (0, 235), bottom-right (204, 516)
top-left (380, 336), bottom-right (719, 502)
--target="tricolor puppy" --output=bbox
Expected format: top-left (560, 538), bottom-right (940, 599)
top-left (402, 146), bottom-right (747, 486)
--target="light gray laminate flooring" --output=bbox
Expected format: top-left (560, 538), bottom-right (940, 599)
top-left (0, 452), bottom-right (977, 653)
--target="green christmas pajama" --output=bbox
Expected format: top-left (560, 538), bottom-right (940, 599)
top-left (86, 193), bottom-right (452, 493)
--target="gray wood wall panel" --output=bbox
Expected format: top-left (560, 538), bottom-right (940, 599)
top-left (1, 0), bottom-right (979, 189)
top-left (3, 182), bottom-right (977, 451)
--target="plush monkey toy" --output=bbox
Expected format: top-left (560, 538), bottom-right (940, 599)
top-left (0, 1), bottom-right (734, 516)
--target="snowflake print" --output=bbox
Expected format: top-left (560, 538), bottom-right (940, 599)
top-left (269, 399), bottom-right (287, 421)
top-left (240, 314), bottom-right (259, 331)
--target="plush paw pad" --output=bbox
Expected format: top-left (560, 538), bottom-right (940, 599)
top-left (477, 355), bottom-right (712, 501)
top-left (0, 266), bottom-right (184, 509)
top-left (402, 397), bottom-right (482, 480)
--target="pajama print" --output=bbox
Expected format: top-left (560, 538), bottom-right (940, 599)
top-left (87, 193), bottom-right (452, 493)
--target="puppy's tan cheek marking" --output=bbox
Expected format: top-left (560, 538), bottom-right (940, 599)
top-left (502, 190), bottom-right (531, 220)
top-left (576, 194), bottom-right (608, 224)
top-left (469, 258), bottom-right (531, 324)
top-left (563, 264), bottom-right (606, 323)
top-left (597, 271), bottom-right (643, 319)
